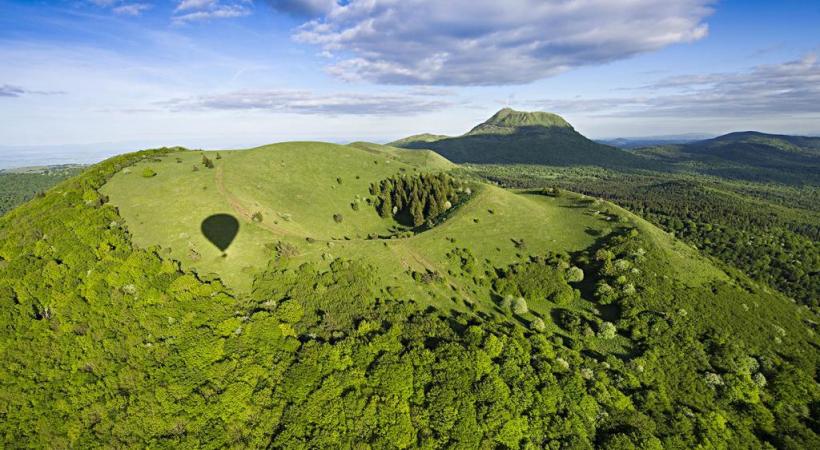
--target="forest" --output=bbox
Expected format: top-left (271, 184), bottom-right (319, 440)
top-left (0, 149), bottom-right (817, 448)
top-left (0, 166), bottom-right (83, 216)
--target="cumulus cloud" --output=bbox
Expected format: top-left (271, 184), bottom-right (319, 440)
top-left (173, 0), bottom-right (252, 23)
top-left (160, 89), bottom-right (454, 115)
top-left (287, 0), bottom-right (714, 86)
top-left (531, 54), bottom-right (820, 118)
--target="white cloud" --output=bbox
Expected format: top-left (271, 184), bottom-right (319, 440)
top-left (288, 0), bottom-right (714, 86)
top-left (532, 53), bottom-right (820, 118)
top-left (113, 3), bottom-right (152, 16)
top-left (160, 89), bottom-right (455, 115)
top-left (173, 1), bottom-right (252, 23)
top-left (176, 0), bottom-right (218, 12)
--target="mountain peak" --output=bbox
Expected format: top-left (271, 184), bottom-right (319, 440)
top-left (468, 108), bottom-right (572, 135)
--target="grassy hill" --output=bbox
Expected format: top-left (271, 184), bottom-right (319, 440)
top-left (1, 143), bottom-right (817, 447)
top-left (390, 108), bottom-right (651, 168)
top-left (636, 131), bottom-right (820, 184)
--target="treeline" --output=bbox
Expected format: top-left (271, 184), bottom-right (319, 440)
top-left (465, 165), bottom-right (820, 309)
top-left (370, 172), bottom-right (467, 227)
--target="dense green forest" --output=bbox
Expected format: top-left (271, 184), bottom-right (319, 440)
top-left (0, 149), bottom-right (817, 448)
top-left (464, 165), bottom-right (820, 309)
top-left (0, 166), bottom-right (83, 216)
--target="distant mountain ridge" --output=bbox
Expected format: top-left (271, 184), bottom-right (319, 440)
top-left (597, 134), bottom-right (714, 149)
top-left (637, 131), bottom-right (820, 184)
top-left (390, 108), bottom-right (649, 168)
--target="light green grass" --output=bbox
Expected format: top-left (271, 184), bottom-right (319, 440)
top-left (102, 141), bottom-right (731, 312)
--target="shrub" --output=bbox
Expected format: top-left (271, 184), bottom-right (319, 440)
top-left (252, 211), bottom-right (263, 223)
top-left (512, 297), bottom-right (528, 315)
top-left (141, 168), bottom-right (157, 178)
top-left (599, 322), bottom-right (617, 339)
top-left (202, 155), bottom-right (214, 168)
top-left (530, 317), bottom-right (546, 332)
top-left (274, 241), bottom-right (299, 258)
top-left (333, 213), bottom-right (343, 223)
top-left (566, 266), bottom-right (584, 282)
top-left (276, 300), bottom-right (304, 324)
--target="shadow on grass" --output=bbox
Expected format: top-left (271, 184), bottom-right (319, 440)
top-left (201, 214), bottom-right (239, 254)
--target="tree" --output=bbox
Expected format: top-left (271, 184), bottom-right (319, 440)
top-left (530, 317), bottom-right (546, 332)
top-left (512, 297), bottom-right (528, 315)
top-left (599, 322), bottom-right (617, 339)
top-left (566, 266), bottom-right (584, 282)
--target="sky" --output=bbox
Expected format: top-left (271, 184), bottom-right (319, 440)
top-left (0, 0), bottom-right (819, 167)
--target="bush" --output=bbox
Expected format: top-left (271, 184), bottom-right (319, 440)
top-left (202, 154), bottom-right (214, 168)
top-left (566, 266), bottom-right (584, 282)
top-left (333, 213), bottom-right (343, 223)
top-left (512, 297), bottom-right (528, 315)
top-left (274, 241), bottom-right (299, 258)
top-left (500, 295), bottom-right (514, 311)
top-left (141, 168), bottom-right (157, 178)
top-left (276, 300), bottom-right (304, 324)
top-left (599, 322), bottom-right (617, 339)
top-left (530, 317), bottom-right (546, 332)
top-left (252, 211), bottom-right (263, 223)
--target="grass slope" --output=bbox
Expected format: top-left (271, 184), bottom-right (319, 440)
top-left (105, 141), bottom-right (733, 318)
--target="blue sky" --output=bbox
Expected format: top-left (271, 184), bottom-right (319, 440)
top-left (0, 0), bottom-right (818, 166)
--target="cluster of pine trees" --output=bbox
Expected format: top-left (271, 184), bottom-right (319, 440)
top-left (369, 173), bottom-right (466, 227)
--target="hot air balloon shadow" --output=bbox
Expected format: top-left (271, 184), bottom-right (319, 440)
top-left (201, 214), bottom-right (239, 257)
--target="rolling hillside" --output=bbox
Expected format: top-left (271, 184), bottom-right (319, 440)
top-left (391, 108), bottom-right (651, 168)
top-left (0, 143), bottom-right (817, 447)
top-left (637, 131), bottom-right (820, 184)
